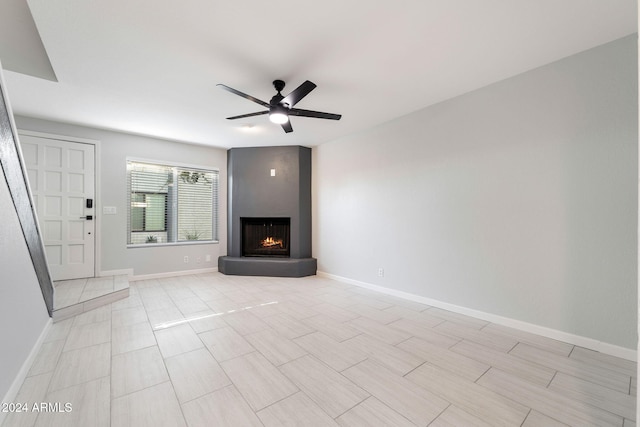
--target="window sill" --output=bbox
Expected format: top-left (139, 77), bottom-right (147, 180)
top-left (127, 240), bottom-right (219, 249)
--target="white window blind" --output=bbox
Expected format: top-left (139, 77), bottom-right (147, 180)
top-left (127, 160), bottom-right (218, 245)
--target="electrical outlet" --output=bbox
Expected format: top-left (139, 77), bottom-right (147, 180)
top-left (205, 254), bottom-right (211, 262)
top-left (184, 256), bottom-right (189, 263)
top-left (196, 256), bottom-right (202, 264)
top-left (378, 268), bottom-right (384, 277)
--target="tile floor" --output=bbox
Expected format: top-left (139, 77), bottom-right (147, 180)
top-left (2, 273), bottom-right (637, 426)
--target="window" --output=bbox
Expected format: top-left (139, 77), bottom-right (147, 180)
top-left (127, 160), bottom-right (219, 245)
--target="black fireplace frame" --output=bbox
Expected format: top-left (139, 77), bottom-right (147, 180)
top-left (241, 217), bottom-right (291, 258)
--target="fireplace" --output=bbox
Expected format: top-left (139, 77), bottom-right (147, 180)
top-left (219, 146), bottom-right (316, 277)
top-left (241, 217), bottom-right (290, 257)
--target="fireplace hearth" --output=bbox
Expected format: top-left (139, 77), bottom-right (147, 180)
top-left (242, 217), bottom-right (290, 257)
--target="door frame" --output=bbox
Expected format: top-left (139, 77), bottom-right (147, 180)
top-left (18, 130), bottom-right (101, 279)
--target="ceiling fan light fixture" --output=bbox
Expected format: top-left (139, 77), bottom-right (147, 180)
top-left (269, 106), bottom-right (289, 124)
top-left (269, 112), bottom-right (289, 124)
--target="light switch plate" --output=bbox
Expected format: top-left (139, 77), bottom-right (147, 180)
top-left (103, 206), bottom-right (117, 215)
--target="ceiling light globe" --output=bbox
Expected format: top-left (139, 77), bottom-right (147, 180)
top-left (269, 112), bottom-right (289, 124)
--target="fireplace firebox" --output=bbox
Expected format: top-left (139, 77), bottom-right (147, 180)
top-left (241, 217), bottom-right (290, 257)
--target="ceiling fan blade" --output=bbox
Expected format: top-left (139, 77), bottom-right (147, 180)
top-left (281, 80), bottom-right (316, 107)
top-left (217, 84), bottom-right (269, 108)
top-left (225, 111), bottom-right (269, 120)
top-left (289, 108), bottom-right (341, 120)
top-left (281, 121), bottom-right (293, 133)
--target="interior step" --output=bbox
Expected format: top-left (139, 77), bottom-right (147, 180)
top-left (52, 275), bottom-right (130, 322)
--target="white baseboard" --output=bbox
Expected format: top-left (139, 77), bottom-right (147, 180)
top-left (129, 267), bottom-right (218, 282)
top-left (318, 271), bottom-right (637, 362)
top-left (0, 318), bottom-right (52, 426)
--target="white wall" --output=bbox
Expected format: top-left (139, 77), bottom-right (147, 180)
top-left (314, 35), bottom-right (638, 350)
top-left (0, 168), bottom-right (50, 402)
top-left (14, 117), bottom-right (228, 277)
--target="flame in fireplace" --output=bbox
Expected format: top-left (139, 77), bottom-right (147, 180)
top-left (261, 236), bottom-right (284, 248)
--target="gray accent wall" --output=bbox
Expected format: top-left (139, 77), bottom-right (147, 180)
top-left (313, 35), bottom-right (638, 350)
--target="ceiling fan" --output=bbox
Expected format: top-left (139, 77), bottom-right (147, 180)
top-left (217, 80), bottom-right (341, 133)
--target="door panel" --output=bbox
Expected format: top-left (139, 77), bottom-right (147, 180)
top-left (20, 134), bottom-right (95, 280)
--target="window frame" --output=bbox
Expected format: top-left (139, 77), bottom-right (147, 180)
top-left (126, 157), bottom-right (220, 248)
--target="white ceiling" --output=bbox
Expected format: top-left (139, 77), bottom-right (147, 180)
top-left (1, 0), bottom-right (637, 149)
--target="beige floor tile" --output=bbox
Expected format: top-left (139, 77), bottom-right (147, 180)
top-left (257, 391), bottom-right (339, 427)
top-left (302, 314), bottom-right (362, 342)
top-left (245, 328), bottom-right (307, 366)
top-left (72, 305), bottom-right (111, 326)
top-left (28, 340), bottom-right (65, 377)
top-left (173, 296), bottom-right (210, 316)
top-left (336, 396), bottom-right (415, 427)
top-left (49, 343), bottom-right (110, 392)
top-left (181, 385), bottom-right (263, 427)
top-left (63, 320), bottom-right (111, 352)
top-left (111, 294), bottom-right (144, 311)
top-left (220, 352), bottom-right (298, 411)
top-left (345, 334), bottom-right (424, 376)
top-left (53, 279), bottom-right (86, 308)
top-left (429, 405), bottom-right (494, 427)
top-left (111, 306), bottom-right (148, 328)
top-left (483, 323), bottom-right (574, 356)
top-left (478, 367), bottom-right (623, 426)
top-left (6, 272), bottom-right (637, 427)
top-left (111, 381), bottom-right (186, 427)
top-left (154, 324), bottom-right (204, 358)
top-left (35, 377), bottom-right (110, 427)
top-left (140, 293), bottom-right (176, 312)
top-left (111, 346), bottom-right (169, 398)
top-left (406, 362), bottom-right (529, 426)
top-left (186, 310), bottom-right (228, 333)
top-left (451, 339), bottom-right (555, 386)
top-left (111, 322), bottom-right (156, 355)
top-left (294, 332), bottom-right (368, 372)
top-left (165, 348), bottom-right (230, 403)
top-left (222, 310), bottom-right (271, 335)
top-left (261, 313), bottom-right (316, 339)
top-left (387, 318), bottom-right (460, 348)
top-left (280, 354), bottom-right (369, 418)
top-left (146, 306), bottom-right (185, 328)
top-left (347, 295), bottom-right (393, 310)
top-left (510, 342), bottom-right (632, 393)
top-left (205, 296), bottom-right (246, 313)
top-left (275, 301), bottom-right (321, 320)
top-left (311, 302), bottom-right (361, 322)
top-left (2, 373), bottom-right (52, 427)
top-left (426, 307), bottom-right (490, 329)
top-left (383, 305), bottom-right (444, 324)
top-left (163, 285), bottom-right (197, 301)
top-left (398, 337), bottom-right (490, 381)
top-left (521, 410), bottom-right (568, 427)
top-left (343, 359), bottom-right (449, 426)
top-left (548, 372), bottom-right (636, 420)
top-left (43, 319), bottom-right (74, 343)
top-left (434, 321), bottom-right (518, 352)
top-left (199, 326), bottom-right (255, 362)
top-left (344, 304), bottom-right (400, 324)
top-left (569, 346), bottom-right (637, 377)
top-left (346, 316), bottom-right (411, 345)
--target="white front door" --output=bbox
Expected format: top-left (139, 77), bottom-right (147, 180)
top-left (20, 134), bottom-right (96, 280)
